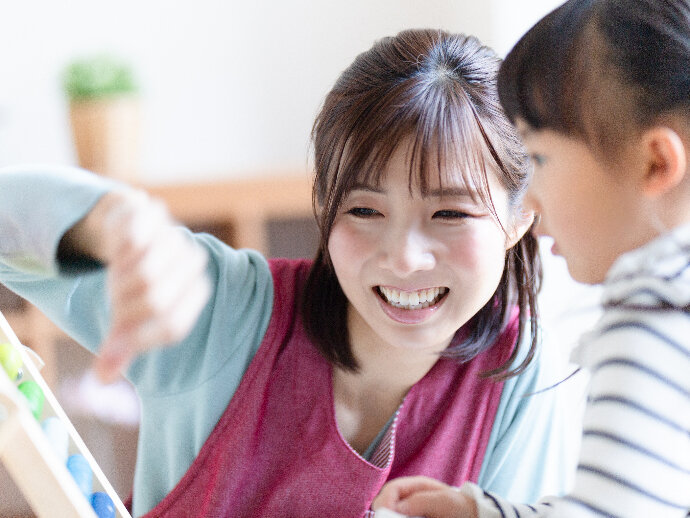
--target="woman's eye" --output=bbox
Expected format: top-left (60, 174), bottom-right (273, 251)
top-left (347, 207), bottom-right (380, 217)
top-left (433, 210), bottom-right (470, 220)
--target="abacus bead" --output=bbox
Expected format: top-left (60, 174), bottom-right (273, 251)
top-left (67, 453), bottom-right (92, 498)
top-left (17, 380), bottom-right (44, 420)
top-left (0, 342), bottom-right (22, 381)
top-left (91, 492), bottom-right (116, 518)
top-left (41, 416), bottom-right (69, 464)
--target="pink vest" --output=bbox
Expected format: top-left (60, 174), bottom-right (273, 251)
top-left (139, 258), bottom-right (516, 517)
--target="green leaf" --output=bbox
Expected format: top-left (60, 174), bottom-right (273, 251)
top-left (62, 54), bottom-right (138, 100)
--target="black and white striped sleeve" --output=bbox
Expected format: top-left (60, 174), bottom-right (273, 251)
top-left (460, 309), bottom-right (690, 517)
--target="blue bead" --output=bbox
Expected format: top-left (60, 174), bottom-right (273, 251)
top-left (90, 492), bottom-right (115, 518)
top-left (66, 453), bottom-right (92, 498)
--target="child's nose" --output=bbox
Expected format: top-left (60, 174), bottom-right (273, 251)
top-left (521, 189), bottom-right (547, 234)
top-left (522, 188), bottom-right (538, 214)
top-left (530, 212), bottom-right (547, 238)
top-left (378, 227), bottom-right (435, 276)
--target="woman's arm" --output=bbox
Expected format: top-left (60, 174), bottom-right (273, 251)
top-left (0, 166), bottom-right (210, 383)
top-left (60, 188), bottom-right (210, 382)
top-left (476, 333), bottom-right (576, 502)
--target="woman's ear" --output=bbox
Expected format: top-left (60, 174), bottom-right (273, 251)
top-left (506, 209), bottom-right (534, 249)
top-left (641, 126), bottom-right (687, 197)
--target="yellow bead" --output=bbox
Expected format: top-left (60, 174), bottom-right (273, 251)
top-left (0, 342), bottom-right (22, 381)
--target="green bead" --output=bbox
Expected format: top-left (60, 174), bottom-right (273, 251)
top-left (18, 380), bottom-right (44, 420)
top-left (0, 343), bottom-right (22, 381)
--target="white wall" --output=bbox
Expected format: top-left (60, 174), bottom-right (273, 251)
top-left (490, 0), bottom-right (563, 55)
top-left (0, 0), bottom-right (494, 184)
top-left (0, 1), bottom-right (572, 184)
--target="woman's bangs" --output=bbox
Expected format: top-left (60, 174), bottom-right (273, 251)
top-left (328, 70), bottom-right (508, 224)
top-left (393, 88), bottom-right (497, 213)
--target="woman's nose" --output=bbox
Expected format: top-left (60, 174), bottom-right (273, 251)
top-left (378, 226), bottom-right (435, 276)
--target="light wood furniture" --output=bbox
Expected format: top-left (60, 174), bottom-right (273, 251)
top-left (144, 174), bottom-right (314, 255)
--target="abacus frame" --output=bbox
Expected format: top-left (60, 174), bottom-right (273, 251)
top-left (0, 310), bottom-right (131, 518)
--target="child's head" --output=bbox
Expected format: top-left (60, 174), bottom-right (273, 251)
top-left (498, 0), bottom-right (690, 283)
top-left (301, 29), bottom-right (540, 378)
top-left (499, 0), bottom-right (690, 155)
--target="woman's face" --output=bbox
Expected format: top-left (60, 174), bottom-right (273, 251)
top-left (327, 142), bottom-right (526, 357)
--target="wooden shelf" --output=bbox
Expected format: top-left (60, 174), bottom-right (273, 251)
top-left (143, 174), bottom-right (314, 254)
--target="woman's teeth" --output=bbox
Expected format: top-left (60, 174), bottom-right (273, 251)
top-left (378, 286), bottom-right (448, 309)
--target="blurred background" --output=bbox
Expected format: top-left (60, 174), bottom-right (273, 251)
top-left (0, 0), bottom-right (564, 182)
top-left (0, 1), bottom-right (601, 516)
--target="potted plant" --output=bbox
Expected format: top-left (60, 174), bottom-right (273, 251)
top-left (63, 55), bottom-right (140, 182)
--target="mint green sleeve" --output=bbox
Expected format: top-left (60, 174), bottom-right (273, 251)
top-left (477, 333), bottom-right (575, 503)
top-left (0, 165), bottom-right (118, 347)
top-left (0, 165), bottom-right (276, 516)
top-left (129, 236), bottom-right (273, 516)
top-left (0, 165), bottom-right (272, 392)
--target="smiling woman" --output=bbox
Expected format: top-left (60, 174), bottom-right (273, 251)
top-left (294, 34), bottom-right (558, 504)
top-left (0, 28), bottom-right (568, 518)
top-left (327, 139), bottom-right (519, 359)
top-left (304, 29), bottom-right (541, 378)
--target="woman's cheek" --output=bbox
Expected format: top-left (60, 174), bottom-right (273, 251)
top-left (329, 222), bottom-right (372, 267)
top-left (452, 225), bottom-right (497, 259)
top-left (450, 227), bottom-right (507, 279)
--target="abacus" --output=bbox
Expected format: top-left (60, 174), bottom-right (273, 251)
top-left (0, 310), bottom-right (131, 518)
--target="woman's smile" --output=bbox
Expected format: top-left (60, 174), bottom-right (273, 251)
top-left (376, 285), bottom-right (448, 309)
top-left (375, 285), bottom-right (449, 324)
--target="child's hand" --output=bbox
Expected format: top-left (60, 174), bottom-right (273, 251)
top-left (372, 476), bottom-right (478, 518)
top-left (70, 189), bottom-right (211, 383)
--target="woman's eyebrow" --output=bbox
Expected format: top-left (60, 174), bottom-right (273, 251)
top-left (426, 187), bottom-right (478, 199)
top-left (349, 183), bottom-right (383, 193)
top-left (348, 184), bottom-right (478, 198)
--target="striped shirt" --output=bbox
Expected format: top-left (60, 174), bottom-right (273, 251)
top-left (461, 223), bottom-right (690, 518)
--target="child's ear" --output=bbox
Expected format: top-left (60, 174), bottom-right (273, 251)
top-left (506, 209), bottom-right (534, 249)
top-left (641, 127), bottom-right (687, 197)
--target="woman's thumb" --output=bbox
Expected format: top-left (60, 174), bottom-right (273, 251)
top-left (94, 333), bottom-right (134, 384)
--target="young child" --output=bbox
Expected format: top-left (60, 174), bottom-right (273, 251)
top-left (0, 30), bottom-right (568, 517)
top-left (373, 1), bottom-right (690, 517)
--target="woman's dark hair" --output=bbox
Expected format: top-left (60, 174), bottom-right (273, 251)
top-left (300, 29), bottom-right (542, 380)
top-left (498, 0), bottom-right (690, 155)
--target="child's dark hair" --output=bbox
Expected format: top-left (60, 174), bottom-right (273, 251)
top-left (498, 0), bottom-right (690, 156)
top-left (300, 29), bottom-right (542, 380)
